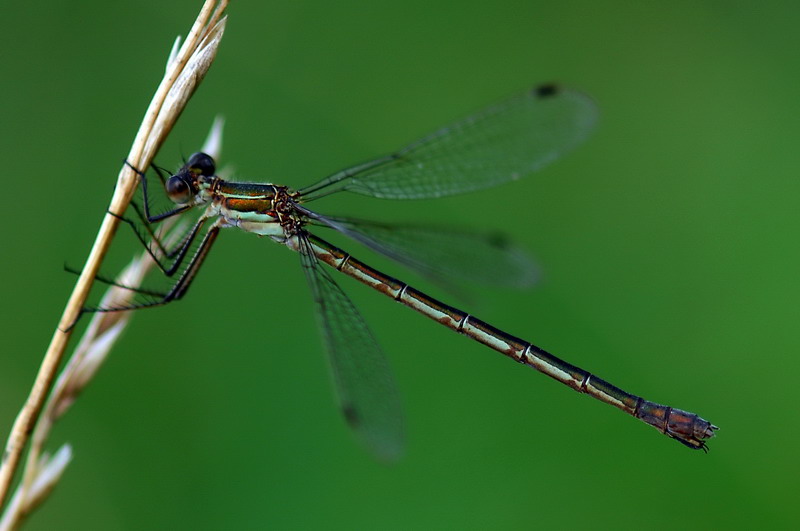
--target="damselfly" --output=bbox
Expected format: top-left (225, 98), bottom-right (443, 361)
top-left (96, 84), bottom-right (716, 459)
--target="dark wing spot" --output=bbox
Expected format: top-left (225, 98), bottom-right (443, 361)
top-left (342, 403), bottom-right (360, 427)
top-left (534, 83), bottom-right (560, 98)
top-left (487, 231), bottom-right (510, 249)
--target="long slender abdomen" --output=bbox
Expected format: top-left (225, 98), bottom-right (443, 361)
top-left (304, 233), bottom-right (717, 450)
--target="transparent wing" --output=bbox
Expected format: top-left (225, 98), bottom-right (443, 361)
top-left (299, 210), bottom-right (539, 290)
top-left (298, 84), bottom-right (597, 200)
top-left (298, 233), bottom-right (405, 461)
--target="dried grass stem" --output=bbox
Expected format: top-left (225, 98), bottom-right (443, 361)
top-left (0, 0), bottom-right (228, 516)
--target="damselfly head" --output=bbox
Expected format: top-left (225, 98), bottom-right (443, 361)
top-left (165, 152), bottom-right (216, 204)
top-left (187, 152), bottom-right (216, 177)
top-left (165, 174), bottom-right (196, 204)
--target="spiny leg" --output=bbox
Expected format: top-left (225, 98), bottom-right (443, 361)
top-left (110, 211), bottom-right (213, 277)
top-left (81, 222), bottom-right (221, 314)
top-left (64, 264), bottom-right (167, 298)
top-left (124, 200), bottom-right (189, 259)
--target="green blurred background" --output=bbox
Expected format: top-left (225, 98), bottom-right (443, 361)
top-left (2, 1), bottom-right (799, 529)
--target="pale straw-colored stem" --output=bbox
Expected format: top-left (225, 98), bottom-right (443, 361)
top-left (0, 0), bottom-right (228, 512)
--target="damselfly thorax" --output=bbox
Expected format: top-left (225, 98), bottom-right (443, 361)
top-left (166, 158), bottom-right (302, 241)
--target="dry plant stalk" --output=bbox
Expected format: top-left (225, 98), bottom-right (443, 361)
top-left (0, 0), bottom-right (228, 516)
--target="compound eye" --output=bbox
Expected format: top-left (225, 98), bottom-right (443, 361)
top-left (166, 176), bottom-right (193, 204)
top-left (187, 152), bottom-right (216, 176)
